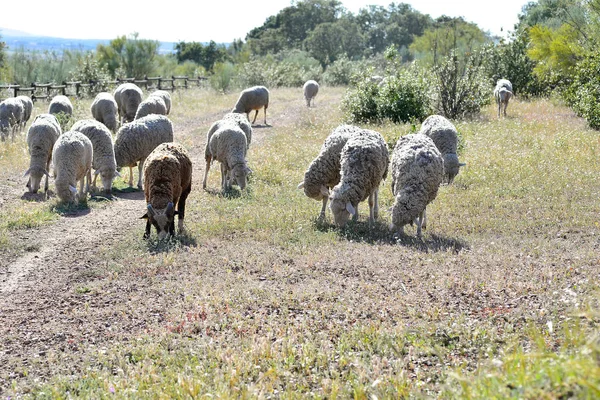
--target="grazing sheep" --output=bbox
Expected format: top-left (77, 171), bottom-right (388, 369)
top-left (494, 79), bottom-right (513, 117)
top-left (114, 114), bottom-right (174, 189)
top-left (390, 134), bottom-right (443, 239)
top-left (0, 98), bottom-right (25, 141)
top-left (113, 83), bottom-right (143, 124)
top-left (71, 119), bottom-right (119, 194)
top-left (16, 95), bottom-right (33, 131)
top-left (203, 123), bottom-right (251, 191)
top-left (134, 95), bottom-right (168, 120)
top-left (150, 90), bottom-right (171, 114)
top-left (25, 114), bottom-right (62, 193)
top-left (419, 115), bottom-right (465, 184)
top-left (329, 128), bottom-right (389, 228)
top-left (141, 142), bottom-right (192, 240)
top-left (232, 85), bottom-right (269, 125)
top-left (48, 95), bottom-right (73, 116)
top-left (207, 112), bottom-right (253, 151)
top-left (297, 125), bottom-right (364, 220)
top-left (52, 130), bottom-right (93, 203)
top-left (91, 92), bottom-right (118, 134)
top-left (303, 80), bottom-right (319, 107)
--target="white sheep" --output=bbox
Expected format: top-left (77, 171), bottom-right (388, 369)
top-left (150, 90), bottom-right (171, 114)
top-left (114, 114), bottom-right (174, 189)
top-left (206, 112), bottom-right (252, 151)
top-left (71, 119), bottom-right (120, 194)
top-left (419, 115), bottom-right (465, 184)
top-left (141, 142), bottom-right (192, 240)
top-left (48, 95), bottom-right (73, 116)
top-left (232, 85), bottom-right (269, 126)
top-left (297, 124), bottom-right (364, 219)
top-left (16, 95), bottom-right (33, 131)
top-left (25, 114), bottom-right (62, 193)
top-left (494, 79), bottom-right (513, 117)
top-left (390, 134), bottom-right (443, 239)
top-left (203, 122), bottom-right (251, 191)
top-left (91, 92), bottom-right (118, 134)
top-left (113, 83), bottom-right (143, 124)
top-left (329, 128), bottom-right (389, 228)
top-left (52, 130), bottom-right (93, 203)
top-left (134, 95), bottom-right (168, 120)
top-left (0, 98), bottom-right (25, 141)
top-left (303, 80), bottom-right (319, 107)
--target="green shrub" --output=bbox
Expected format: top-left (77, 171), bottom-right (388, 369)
top-left (342, 73), bottom-right (381, 123)
top-left (210, 62), bottom-right (236, 92)
top-left (563, 52), bottom-right (600, 129)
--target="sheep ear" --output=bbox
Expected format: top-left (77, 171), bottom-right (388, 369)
top-left (320, 185), bottom-right (329, 197)
top-left (23, 168), bottom-right (31, 177)
top-left (245, 167), bottom-right (253, 175)
top-left (459, 162), bottom-right (466, 167)
top-left (147, 204), bottom-right (155, 217)
top-left (69, 185), bottom-right (77, 194)
top-left (94, 169), bottom-right (101, 176)
top-left (166, 202), bottom-right (174, 216)
top-left (140, 213), bottom-right (148, 220)
top-left (297, 182), bottom-right (304, 189)
top-left (346, 202), bottom-right (356, 216)
top-left (114, 170), bottom-right (122, 177)
top-left (43, 170), bottom-right (50, 177)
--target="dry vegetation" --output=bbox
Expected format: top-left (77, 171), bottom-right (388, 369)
top-left (0, 87), bottom-right (599, 398)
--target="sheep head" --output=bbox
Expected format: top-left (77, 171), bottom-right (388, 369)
top-left (329, 198), bottom-right (356, 227)
top-left (24, 167), bottom-right (49, 193)
top-left (231, 163), bottom-right (252, 190)
top-left (142, 202), bottom-right (177, 240)
top-left (95, 168), bottom-right (120, 194)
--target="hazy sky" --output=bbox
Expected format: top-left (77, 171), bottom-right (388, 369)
top-left (1, 0), bottom-right (531, 43)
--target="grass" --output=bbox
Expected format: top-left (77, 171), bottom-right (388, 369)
top-left (1, 88), bottom-right (599, 398)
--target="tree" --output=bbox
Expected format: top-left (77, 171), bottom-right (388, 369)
top-left (0, 34), bottom-right (8, 82)
top-left (175, 40), bottom-right (227, 72)
top-left (97, 33), bottom-right (159, 78)
top-left (304, 17), bottom-right (365, 66)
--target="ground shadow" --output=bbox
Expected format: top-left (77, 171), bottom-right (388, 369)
top-left (51, 201), bottom-right (92, 218)
top-left (251, 124), bottom-right (272, 129)
top-left (204, 185), bottom-right (253, 200)
top-left (144, 232), bottom-right (198, 254)
top-left (314, 219), bottom-right (469, 254)
top-left (113, 188), bottom-right (145, 201)
top-left (21, 190), bottom-right (53, 202)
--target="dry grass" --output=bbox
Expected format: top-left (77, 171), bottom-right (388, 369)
top-left (0, 89), bottom-right (599, 398)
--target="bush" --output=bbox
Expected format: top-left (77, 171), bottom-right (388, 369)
top-left (236, 51), bottom-right (322, 88)
top-left (563, 52), bottom-right (600, 130)
top-left (342, 74), bottom-right (381, 123)
top-left (210, 62), bottom-right (236, 93)
top-left (69, 53), bottom-right (111, 95)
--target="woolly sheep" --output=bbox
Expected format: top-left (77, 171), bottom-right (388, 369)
top-left (419, 115), bottom-right (465, 184)
top-left (52, 130), bottom-right (93, 203)
top-left (16, 95), bottom-right (33, 131)
top-left (297, 124), bottom-right (364, 220)
top-left (141, 142), bottom-right (192, 240)
top-left (390, 134), bottom-right (443, 239)
top-left (71, 119), bottom-right (120, 194)
top-left (48, 95), bottom-right (73, 116)
top-left (232, 85), bottom-right (269, 125)
top-left (329, 128), bottom-right (389, 228)
top-left (91, 92), bottom-right (119, 134)
top-left (150, 90), bottom-right (171, 114)
top-left (303, 80), bottom-right (319, 107)
top-left (114, 114), bottom-right (174, 189)
top-left (25, 114), bottom-right (62, 193)
top-left (207, 112), bottom-right (252, 151)
top-left (203, 123), bottom-right (251, 191)
top-left (0, 98), bottom-right (25, 141)
top-left (134, 95), bottom-right (168, 120)
top-left (113, 83), bottom-right (143, 124)
top-left (494, 79), bottom-right (513, 117)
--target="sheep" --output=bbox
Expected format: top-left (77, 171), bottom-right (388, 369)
top-left (328, 128), bottom-right (389, 228)
top-left (52, 130), bottom-right (93, 203)
top-left (203, 123), bottom-right (251, 191)
top-left (16, 95), bottom-right (33, 131)
top-left (494, 79), bottom-right (513, 117)
top-left (113, 83), bottom-right (143, 124)
top-left (24, 114), bottom-right (62, 193)
top-left (71, 119), bottom-right (120, 194)
top-left (150, 90), bottom-right (171, 114)
top-left (303, 80), bottom-right (319, 107)
top-left (91, 92), bottom-right (118, 134)
top-left (297, 124), bottom-right (364, 220)
top-left (114, 114), bottom-right (174, 190)
top-left (390, 134), bottom-right (443, 239)
top-left (48, 95), bottom-right (73, 116)
top-left (141, 142), bottom-right (192, 240)
top-left (418, 115), bottom-right (465, 184)
top-left (134, 95), bottom-right (168, 120)
top-left (232, 85), bottom-right (269, 126)
top-left (0, 98), bottom-right (25, 141)
top-left (206, 112), bottom-right (252, 151)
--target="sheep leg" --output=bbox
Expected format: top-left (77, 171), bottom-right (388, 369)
top-left (373, 189), bottom-right (379, 220)
top-left (251, 110), bottom-right (259, 125)
top-left (368, 192), bottom-right (375, 227)
top-left (416, 212), bottom-right (424, 239)
top-left (352, 205), bottom-right (359, 222)
top-left (128, 166), bottom-right (134, 187)
top-left (137, 159), bottom-right (144, 190)
top-left (202, 160), bottom-right (211, 189)
top-left (422, 208), bottom-right (427, 230)
top-left (177, 185), bottom-right (191, 234)
top-left (220, 163), bottom-right (227, 191)
top-left (263, 106), bottom-right (268, 126)
top-left (143, 220), bottom-right (151, 239)
top-left (318, 197), bottom-right (328, 220)
top-left (85, 168), bottom-right (92, 195)
top-left (44, 159), bottom-right (51, 193)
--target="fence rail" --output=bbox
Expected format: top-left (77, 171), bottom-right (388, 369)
top-left (0, 76), bottom-right (208, 102)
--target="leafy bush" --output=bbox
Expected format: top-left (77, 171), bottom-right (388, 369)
top-left (69, 52), bottom-right (111, 95)
top-left (563, 52), bottom-right (600, 129)
top-left (210, 62), bottom-right (236, 93)
top-left (342, 74), bottom-right (381, 123)
top-left (237, 52), bottom-right (322, 88)
top-left (322, 55), bottom-right (357, 86)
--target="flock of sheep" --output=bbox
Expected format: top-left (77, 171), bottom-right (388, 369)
top-left (0, 77), bottom-right (511, 240)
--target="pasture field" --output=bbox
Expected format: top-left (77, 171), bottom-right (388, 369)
top-left (0, 87), bottom-right (599, 398)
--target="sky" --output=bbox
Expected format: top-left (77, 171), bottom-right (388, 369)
top-left (0, 0), bottom-right (531, 43)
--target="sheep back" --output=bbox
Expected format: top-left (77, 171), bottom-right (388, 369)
top-left (135, 95), bottom-right (168, 120)
top-left (0, 98), bottom-right (25, 138)
top-left (114, 114), bottom-right (174, 169)
top-left (143, 142), bottom-right (192, 209)
top-left (71, 119), bottom-right (116, 172)
top-left (206, 113), bottom-right (253, 161)
top-left (419, 114), bottom-right (461, 182)
top-left (233, 86), bottom-right (269, 114)
top-left (113, 83), bottom-right (143, 123)
top-left (390, 134), bottom-right (443, 229)
top-left (303, 80), bottom-right (319, 106)
top-left (150, 90), bottom-right (171, 114)
top-left (52, 130), bottom-right (93, 202)
top-left (26, 114), bottom-right (62, 192)
top-left (48, 95), bottom-right (73, 116)
top-left (91, 92), bottom-right (118, 133)
top-left (16, 95), bottom-right (33, 126)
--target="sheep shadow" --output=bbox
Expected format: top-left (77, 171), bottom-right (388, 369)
top-left (51, 201), bottom-right (91, 217)
top-left (251, 124), bottom-right (272, 129)
top-left (144, 232), bottom-right (198, 254)
top-left (314, 219), bottom-right (469, 254)
top-left (112, 188), bottom-right (145, 201)
top-left (21, 190), bottom-right (54, 202)
top-left (204, 185), bottom-right (253, 200)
